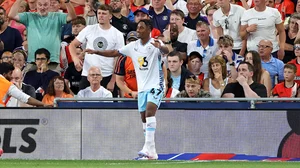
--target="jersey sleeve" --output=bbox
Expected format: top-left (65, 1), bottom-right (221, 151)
top-left (118, 41), bottom-right (134, 57)
top-left (114, 56), bottom-right (126, 76)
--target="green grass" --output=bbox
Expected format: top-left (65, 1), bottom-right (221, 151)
top-left (1, 160), bottom-right (300, 168)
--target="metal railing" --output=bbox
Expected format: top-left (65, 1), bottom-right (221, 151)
top-left (54, 97), bottom-right (300, 109)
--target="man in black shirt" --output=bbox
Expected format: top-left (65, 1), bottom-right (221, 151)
top-left (222, 62), bottom-right (267, 98)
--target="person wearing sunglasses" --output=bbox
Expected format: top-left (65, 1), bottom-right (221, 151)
top-left (212, 0), bottom-right (246, 56)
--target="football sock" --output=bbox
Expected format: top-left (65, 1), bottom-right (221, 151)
top-left (145, 116), bottom-right (156, 153)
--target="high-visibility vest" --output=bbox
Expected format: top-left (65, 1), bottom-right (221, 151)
top-left (0, 76), bottom-right (12, 107)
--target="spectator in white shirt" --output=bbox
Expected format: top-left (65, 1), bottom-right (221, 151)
top-left (77, 66), bottom-right (113, 98)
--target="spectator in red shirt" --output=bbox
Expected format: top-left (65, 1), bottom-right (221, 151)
top-left (272, 64), bottom-right (300, 98)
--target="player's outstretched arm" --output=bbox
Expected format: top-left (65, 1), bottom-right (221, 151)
top-left (85, 49), bottom-right (119, 57)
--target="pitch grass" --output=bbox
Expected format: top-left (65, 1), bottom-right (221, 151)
top-left (1, 160), bottom-right (300, 168)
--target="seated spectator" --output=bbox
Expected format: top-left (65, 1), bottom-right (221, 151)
top-left (258, 40), bottom-right (284, 88)
top-left (187, 51), bottom-right (204, 87)
top-left (42, 76), bottom-right (73, 105)
top-left (176, 75), bottom-right (210, 98)
top-left (114, 31), bottom-right (138, 98)
top-left (83, 0), bottom-right (98, 25)
top-left (63, 16), bottom-right (87, 44)
top-left (0, 62), bottom-right (49, 107)
top-left (203, 55), bottom-right (233, 98)
top-left (165, 69), bottom-right (180, 98)
top-left (12, 49), bottom-right (27, 70)
top-left (1, 51), bottom-right (13, 64)
top-left (64, 47), bottom-right (83, 95)
top-left (184, 0), bottom-right (208, 30)
top-left (283, 13), bottom-right (300, 63)
top-left (0, 7), bottom-right (23, 56)
top-left (244, 50), bottom-right (272, 97)
top-left (23, 48), bottom-right (60, 100)
top-left (7, 67), bottom-right (36, 107)
top-left (148, 0), bottom-right (171, 33)
top-left (288, 39), bottom-right (300, 85)
top-left (272, 64), bottom-right (300, 98)
top-left (167, 23), bottom-right (187, 64)
top-left (222, 62), bottom-right (268, 98)
top-left (77, 66), bottom-right (113, 98)
top-left (167, 51), bottom-right (194, 92)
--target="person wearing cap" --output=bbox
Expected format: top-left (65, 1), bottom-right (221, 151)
top-left (134, 8), bottom-right (161, 38)
top-left (114, 31), bottom-right (138, 98)
top-left (187, 51), bottom-right (204, 87)
top-left (148, 0), bottom-right (171, 33)
top-left (110, 0), bottom-right (136, 40)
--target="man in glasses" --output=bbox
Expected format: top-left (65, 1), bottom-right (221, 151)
top-left (77, 66), bottom-right (112, 98)
top-left (213, 0), bottom-right (246, 55)
top-left (23, 48), bottom-right (59, 100)
top-left (1, 51), bottom-right (13, 64)
top-left (258, 39), bottom-right (284, 88)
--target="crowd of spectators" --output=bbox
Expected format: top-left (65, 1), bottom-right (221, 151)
top-left (1, 0), bottom-right (300, 107)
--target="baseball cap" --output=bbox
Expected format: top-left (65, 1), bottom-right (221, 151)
top-left (126, 31), bottom-right (138, 41)
top-left (189, 51), bottom-right (203, 63)
top-left (133, 8), bottom-right (149, 16)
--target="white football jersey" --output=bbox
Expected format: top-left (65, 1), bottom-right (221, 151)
top-left (118, 38), bottom-right (164, 92)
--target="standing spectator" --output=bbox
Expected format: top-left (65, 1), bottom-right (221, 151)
top-left (165, 0), bottom-right (189, 16)
top-left (0, 7), bottom-right (23, 56)
top-left (0, 62), bottom-right (49, 107)
top-left (7, 67), bottom-right (36, 107)
top-left (42, 76), bottom-right (73, 105)
top-left (258, 39), bottom-right (284, 88)
top-left (77, 66), bottom-right (113, 98)
top-left (266, 0), bottom-right (275, 7)
top-left (272, 64), bottom-right (300, 98)
top-left (148, 0), bottom-right (171, 33)
top-left (64, 47), bottom-right (83, 95)
top-left (114, 31), bottom-right (138, 98)
top-left (167, 51), bottom-right (194, 92)
top-left (222, 61), bottom-right (267, 98)
top-left (69, 4), bottom-right (124, 97)
top-left (283, 13), bottom-right (300, 63)
top-left (213, 0), bottom-right (245, 55)
top-left (23, 48), bottom-right (59, 100)
top-left (27, 0), bottom-right (37, 12)
top-left (134, 8), bottom-right (161, 38)
top-left (168, 23), bottom-right (187, 63)
top-left (244, 50), bottom-right (272, 97)
top-left (206, 5), bottom-right (219, 40)
top-left (110, 0), bottom-right (136, 39)
top-left (185, 0), bottom-right (208, 30)
top-left (170, 9), bottom-right (197, 44)
top-left (8, 0), bottom-right (77, 73)
top-left (8, 0), bottom-right (28, 38)
top-left (240, 0), bottom-right (286, 60)
top-left (187, 21), bottom-right (218, 77)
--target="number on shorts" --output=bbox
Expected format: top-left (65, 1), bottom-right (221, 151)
top-left (150, 88), bottom-right (162, 96)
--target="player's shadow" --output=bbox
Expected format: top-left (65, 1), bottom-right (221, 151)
top-left (278, 110), bottom-right (300, 158)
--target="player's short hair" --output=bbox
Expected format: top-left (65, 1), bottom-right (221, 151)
top-left (170, 9), bottom-right (185, 19)
top-left (284, 63), bottom-right (297, 73)
top-left (97, 4), bottom-right (113, 14)
top-left (0, 62), bottom-right (14, 75)
top-left (138, 19), bottom-right (153, 31)
top-left (167, 51), bottom-right (183, 61)
top-left (71, 16), bottom-right (86, 26)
